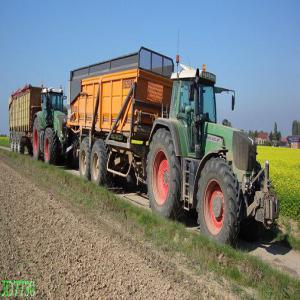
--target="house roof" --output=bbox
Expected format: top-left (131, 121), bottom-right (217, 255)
top-left (257, 132), bottom-right (269, 140)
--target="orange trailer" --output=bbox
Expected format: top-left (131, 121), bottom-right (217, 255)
top-left (68, 48), bottom-right (173, 142)
top-left (67, 48), bottom-right (174, 184)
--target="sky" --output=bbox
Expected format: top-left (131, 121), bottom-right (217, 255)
top-left (0, 0), bottom-right (299, 136)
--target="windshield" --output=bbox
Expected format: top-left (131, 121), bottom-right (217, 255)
top-left (202, 86), bottom-right (216, 123)
top-left (49, 93), bottom-right (63, 111)
top-left (176, 80), bottom-right (216, 123)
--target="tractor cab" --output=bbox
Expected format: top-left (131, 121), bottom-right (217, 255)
top-left (170, 65), bottom-right (235, 158)
top-left (170, 64), bottom-right (235, 123)
top-left (41, 88), bottom-right (65, 113)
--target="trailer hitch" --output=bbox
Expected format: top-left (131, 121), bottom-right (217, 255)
top-left (246, 161), bottom-right (279, 227)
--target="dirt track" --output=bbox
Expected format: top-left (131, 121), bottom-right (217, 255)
top-left (0, 159), bottom-right (236, 299)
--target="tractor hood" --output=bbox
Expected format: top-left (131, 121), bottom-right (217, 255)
top-left (203, 122), bottom-right (256, 172)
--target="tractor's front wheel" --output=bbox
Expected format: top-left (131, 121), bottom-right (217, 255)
top-left (147, 129), bottom-right (182, 219)
top-left (196, 157), bottom-right (240, 245)
top-left (33, 118), bottom-right (40, 160)
top-left (44, 127), bottom-right (59, 164)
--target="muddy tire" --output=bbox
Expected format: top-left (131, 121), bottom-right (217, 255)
top-left (196, 157), bottom-right (240, 245)
top-left (19, 137), bottom-right (25, 154)
top-left (33, 118), bottom-right (40, 160)
top-left (90, 140), bottom-right (108, 185)
top-left (44, 127), bottom-right (59, 164)
top-left (147, 129), bottom-right (182, 219)
top-left (79, 137), bottom-right (91, 180)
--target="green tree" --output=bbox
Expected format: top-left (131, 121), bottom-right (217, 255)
top-left (269, 131), bottom-right (273, 141)
top-left (292, 120), bottom-right (300, 135)
top-left (292, 120), bottom-right (298, 135)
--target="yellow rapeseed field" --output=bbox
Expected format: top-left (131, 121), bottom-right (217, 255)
top-left (257, 146), bottom-right (300, 222)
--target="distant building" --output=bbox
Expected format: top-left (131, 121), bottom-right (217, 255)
top-left (287, 136), bottom-right (300, 149)
top-left (255, 132), bottom-right (269, 145)
top-left (280, 136), bottom-right (288, 147)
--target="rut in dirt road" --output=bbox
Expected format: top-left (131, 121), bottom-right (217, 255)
top-left (0, 159), bottom-right (233, 299)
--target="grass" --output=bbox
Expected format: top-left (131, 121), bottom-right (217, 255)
top-left (1, 149), bottom-right (300, 299)
top-left (0, 136), bottom-right (9, 147)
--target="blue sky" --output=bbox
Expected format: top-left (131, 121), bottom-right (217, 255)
top-left (1, 0), bottom-right (299, 135)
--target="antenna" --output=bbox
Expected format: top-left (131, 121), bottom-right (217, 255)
top-left (176, 29), bottom-right (180, 77)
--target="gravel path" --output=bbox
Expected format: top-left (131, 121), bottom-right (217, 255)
top-left (0, 159), bottom-right (234, 299)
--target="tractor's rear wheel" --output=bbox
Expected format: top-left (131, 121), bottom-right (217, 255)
top-left (44, 127), bottom-right (59, 164)
top-left (147, 129), bottom-right (182, 219)
top-left (196, 157), bottom-right (240, 245)
top-left (79, 137), bottom-right (91, 180)
top-left (33, 118), bottom-right (40, 160)
top-left (90, 140), bottom-right (108, 186)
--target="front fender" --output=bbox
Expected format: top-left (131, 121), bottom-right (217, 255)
top-left (149, 118), bottom-right (182, 156)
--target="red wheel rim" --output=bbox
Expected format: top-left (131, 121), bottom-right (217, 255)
top-left (204, 180), bottom-right (225, 235)
top-left (152, 150), bottom-right (169, 205)
top-left (44, 137), bottom-right (49, 162)
top-left (33, 128), bottom-right (38, 153)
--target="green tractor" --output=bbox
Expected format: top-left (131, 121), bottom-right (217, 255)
top-left (32, 87), bottom-right (67, 164)
top-left (147, 64), bottom-right (279, 244)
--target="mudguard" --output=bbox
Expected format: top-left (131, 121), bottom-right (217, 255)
top-left (149, 118), bottom-right (182, 156)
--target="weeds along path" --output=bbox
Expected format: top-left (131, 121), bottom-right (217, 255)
top-left (0, 158), bottom-right (236, 299)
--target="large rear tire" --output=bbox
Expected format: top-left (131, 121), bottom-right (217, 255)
top-left (44, 127), bottom-right (59, 164)
top-left (79, 137), bottom-right (91, 180)
top-left (33, 118), bottom-right (40, 160)
top-left (196, 157), bottom-right (240, 245)
top-left (90, 140), bottom-right (108, 186)
top-left (146, 129), bottom-right (182, 219)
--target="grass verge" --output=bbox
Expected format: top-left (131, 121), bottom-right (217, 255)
top-left (1, 149), bottom-right (300, 299)
top-left (0, 136), bottom-right (9, 147)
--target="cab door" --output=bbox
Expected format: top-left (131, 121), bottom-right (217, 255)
top-left (176, 80), bottom-right (195, 154)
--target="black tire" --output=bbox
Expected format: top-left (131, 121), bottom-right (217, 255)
top-left (32, 117), bottom-right (40, 160)
top-left (44, 127), bottom-right (59, 164)
top-left (19, 137), bottom-right (25, 154)
top-left (146, 128), bottom-right (182, 219)
top-left (90, 140), bottom-right (108, 185)
top-left (27, 138), bottom-right (33, 156)
top-left (79, 137), bottom-right (91, 180)
top-left (196, 157), bottom-right (240, 245)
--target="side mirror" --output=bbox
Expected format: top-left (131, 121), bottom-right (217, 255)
top-left (189, 83), bottom-right (194, 101)
top-left (231, 95), bottom-right (235, 111)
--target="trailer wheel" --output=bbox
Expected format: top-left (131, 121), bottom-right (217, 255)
top-left (19, 137), bottom-right (25, 154)
top-left (79, 137), bottom-right (91, 180)
top-left (147, 128), bottom-right (182, 219)
top-left (33, 118), bottom-right (40, 160)
top-left (44, 127), bottom-right (59, 164)
top-left (90, 140), bottom-right (108, 185)
top-left (196, 157), bottom-right (240, 245)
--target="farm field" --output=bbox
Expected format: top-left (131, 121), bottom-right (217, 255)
top-left (257, 146), bottom-right (300, 223)
top-left (0, 136), bottom-right (9, 147)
